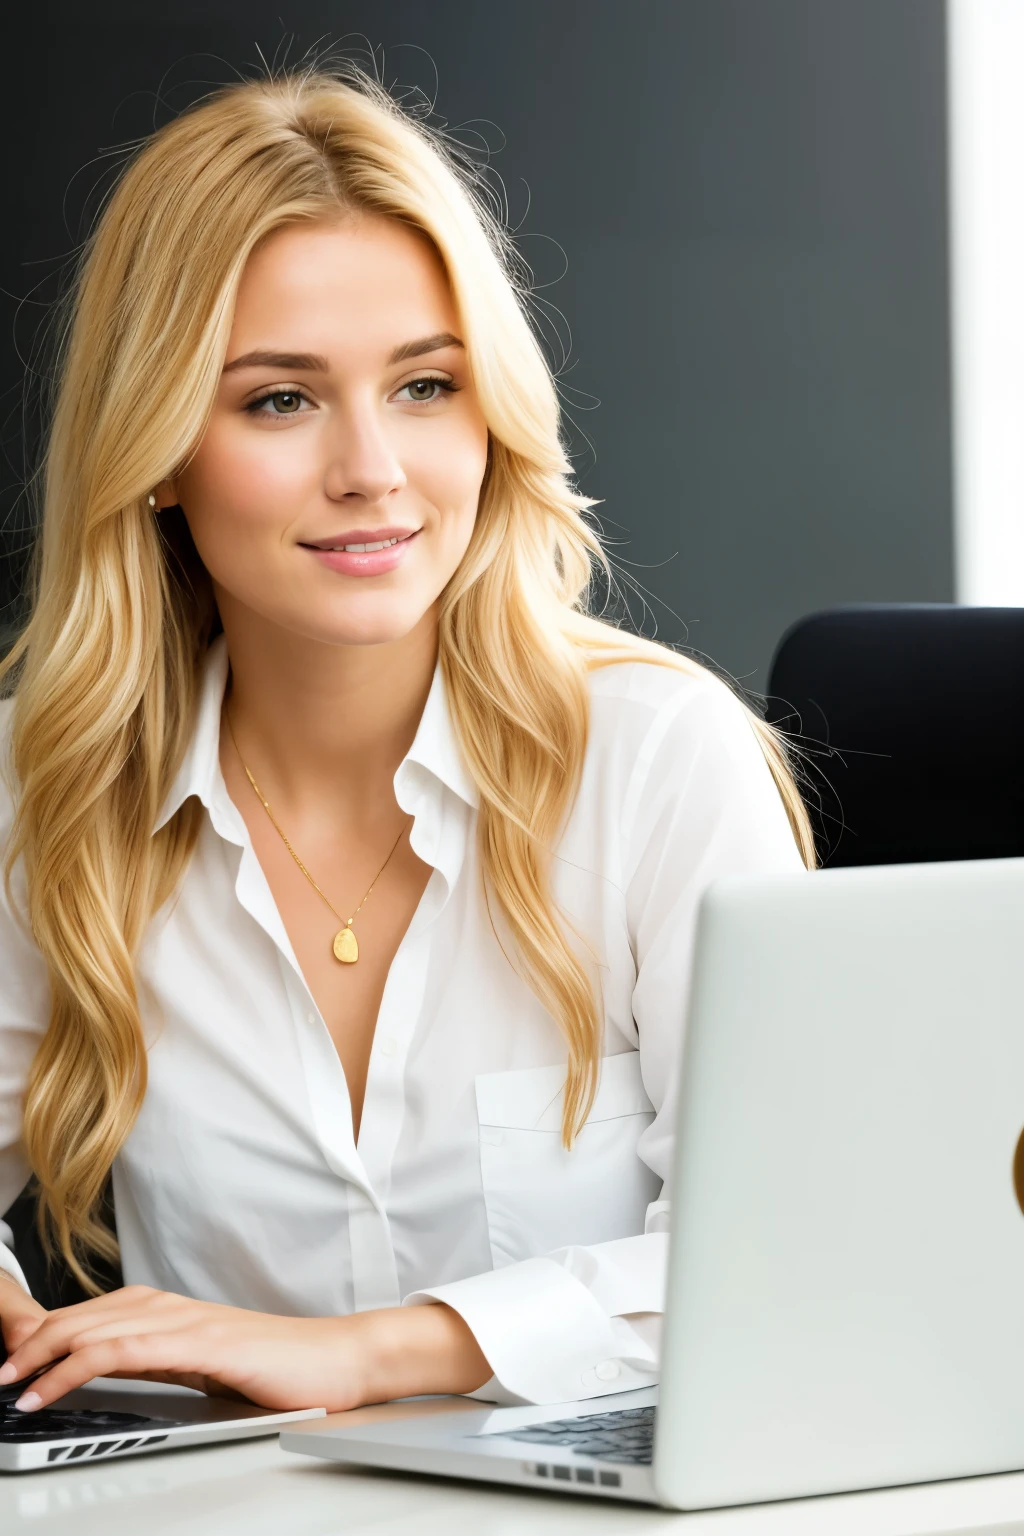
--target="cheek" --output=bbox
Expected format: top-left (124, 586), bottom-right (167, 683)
top-left (410, 419), bottom-right (489, 534)
top-left (178, 423), bottom-right (310, 540)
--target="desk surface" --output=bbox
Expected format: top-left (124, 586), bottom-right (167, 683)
top-left (5, 1433), bottom-right (1024, 1536)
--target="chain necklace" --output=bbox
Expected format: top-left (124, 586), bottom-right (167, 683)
top-left (225, 708), bottom-right (408, 965)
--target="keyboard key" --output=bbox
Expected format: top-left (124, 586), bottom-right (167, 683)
top-left (0, 1409), bottom-right (182, 1443)
top-left (483, 1405), bottom-right (656, 1467)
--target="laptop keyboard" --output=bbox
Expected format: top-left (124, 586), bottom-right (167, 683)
top-left (489, 1404), bottom-right (656, 1465)
top-left (0, 1407), bottom-right (184, 1443)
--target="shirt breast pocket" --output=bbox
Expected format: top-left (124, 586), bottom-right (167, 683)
top-left (474, 1050), bottom-right (661, 1269)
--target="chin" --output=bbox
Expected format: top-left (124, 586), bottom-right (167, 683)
top-left (292, 602), bottom-right (433, 651)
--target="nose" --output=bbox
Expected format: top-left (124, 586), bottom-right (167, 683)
top-left (323, 398), bottom-right (407, 506)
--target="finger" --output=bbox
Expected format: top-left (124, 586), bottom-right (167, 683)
top-left (23, 1286), bottom-right (159, 1334)
top-left (0, 1290), bottom-right (178, 1384)
top-left (16, 1309), bottom-right (194, 1361)
top-left (12, 1333), bottom-right (201, 1412)
top-left (0, 1315), bottom-right (81, 1385)
top-left (39, 1285), bottom-right (160, 1327)
top-left (0, 1312), bottom-right (121, 1386)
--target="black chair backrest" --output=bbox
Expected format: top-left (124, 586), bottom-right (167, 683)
top-left (765, 605), bottom-right (1024, 867)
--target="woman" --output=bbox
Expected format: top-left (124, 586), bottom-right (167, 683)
top-left (0, 65), bottom-right (813, 1415)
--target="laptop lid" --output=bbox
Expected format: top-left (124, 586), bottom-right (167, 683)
top-left (655, 857), bottom-right (1024, 1510)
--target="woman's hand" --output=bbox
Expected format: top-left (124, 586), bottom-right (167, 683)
top-left (0, 1284), bottom-right (490, 1413)
top-left (0, 1269), bottom-right (48, 1356)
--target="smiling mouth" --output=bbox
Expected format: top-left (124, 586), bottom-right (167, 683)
top-left (322, 537), bottom-right (399, 553)
top-left (301, 530), bottom-right (418, 554)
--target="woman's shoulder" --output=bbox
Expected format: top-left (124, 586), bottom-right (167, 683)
top-left (580, 651), bottom-right (804, 873)
top-left (585, 651), bottom-right (756, 757)
top-left (581, 650), bottom-right (791, 822)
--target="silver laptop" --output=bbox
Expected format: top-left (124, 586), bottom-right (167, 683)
top-left (282, 856), bottom-right (1024, 1509)
top-left (0, 1375), bottom-right (324, 1473)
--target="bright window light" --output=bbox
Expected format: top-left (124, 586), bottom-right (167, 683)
top-left (948, 0), bottom-right (1024, 603)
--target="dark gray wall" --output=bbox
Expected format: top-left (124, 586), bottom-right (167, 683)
top-left (3, 0), bottom-right (953, 685)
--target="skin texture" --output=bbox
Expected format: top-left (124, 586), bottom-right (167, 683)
top-left (0, 213), bottom-right (493, 1412)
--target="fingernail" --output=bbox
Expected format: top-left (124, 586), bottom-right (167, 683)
top-left (0, 1362), bottom-right (15, 1384)
top-left (14, 1391), bottom-right (41, 1413)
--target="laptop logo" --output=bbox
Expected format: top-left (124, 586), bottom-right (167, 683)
top-left (1013, 1128), bottom-right (1024, 1217)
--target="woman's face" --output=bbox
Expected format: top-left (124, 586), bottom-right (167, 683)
top-left (165, 214), bottom-right (490, 649)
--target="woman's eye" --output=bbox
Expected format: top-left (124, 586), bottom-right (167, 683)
top-left (246, 378), bottom-right (455, 415)
top-left (396, 376), bottom-right (455, 404)
top-left (248, 390), bottom-right (308, 416)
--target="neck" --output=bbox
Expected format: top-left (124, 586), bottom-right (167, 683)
top-left (218, 597), bottom-right (438, 816)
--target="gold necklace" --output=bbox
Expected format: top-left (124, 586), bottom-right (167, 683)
top-left (225, 709), bottom-right (408, 965)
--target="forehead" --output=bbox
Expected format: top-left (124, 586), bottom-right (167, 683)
top-left (229, 215), bottom-right (457, 358)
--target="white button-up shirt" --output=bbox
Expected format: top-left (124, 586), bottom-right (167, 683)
top-left (0, 636), bottom-right (803, 1404)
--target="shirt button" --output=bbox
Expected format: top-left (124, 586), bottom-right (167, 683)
top-left (379, 1038), bottom-right (398, 1058)
top-left (306, 1012), bottom-right (316, 1025)
top-left (595, 1361), bottom-right (620, 1382)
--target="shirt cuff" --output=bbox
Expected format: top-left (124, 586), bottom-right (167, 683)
top-left (404, 1255), bottom-right (660, 1406)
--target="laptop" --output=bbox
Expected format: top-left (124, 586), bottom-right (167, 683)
top-left (282, 856), bottom-right (1024, 1508)
top-left (0, 1365), bottom-right (325, 1473)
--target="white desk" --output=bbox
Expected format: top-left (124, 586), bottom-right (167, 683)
top-left (5, 1432), bottom-right (1024, 1536)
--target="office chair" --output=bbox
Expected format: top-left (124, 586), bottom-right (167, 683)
top-left (765, 605), bottom-right (1024, 867)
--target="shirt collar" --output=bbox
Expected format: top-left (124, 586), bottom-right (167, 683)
top-left (153, 634), bottom-right (231, 836)
top-left (400, 658), bottom-right (480, 811)
top-left (152, 633), bottom-right (479, 837)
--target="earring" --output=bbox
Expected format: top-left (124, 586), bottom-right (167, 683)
top-left (147, 494), bottom-right (157, 509)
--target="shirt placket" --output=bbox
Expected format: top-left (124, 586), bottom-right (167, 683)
top-left (344, 916), bottom-right (432, 1311)
top-left (221, 761), bottom-right (469, 1316)
top-left (216, 787), bottom-right (378, 1215)
top-left (346, 774), bottom-right (467, 1310)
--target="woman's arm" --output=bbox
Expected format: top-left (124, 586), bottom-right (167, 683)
top-left (400, 673), bottom-right (809, 1406)
top-left (0, 1286), bottom-right (489, 1411)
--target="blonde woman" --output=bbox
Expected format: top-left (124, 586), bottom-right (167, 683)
top-left (0, 65), bottom-right (813, 1416)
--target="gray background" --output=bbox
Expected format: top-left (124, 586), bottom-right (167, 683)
top-left (2, 0), bottom-right (953, 687)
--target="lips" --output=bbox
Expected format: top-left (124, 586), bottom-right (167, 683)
top-left (301, 527), bottom-right (420, 578)
top-left (300, 527), bottom-right (419, 553)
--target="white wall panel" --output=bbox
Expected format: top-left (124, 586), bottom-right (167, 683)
top-left (948, 0), bottom-right (1024, 602)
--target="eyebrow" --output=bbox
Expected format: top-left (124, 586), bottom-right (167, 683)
top-left (387, 331), bottom-right (463, 365)
top-left (221, 332), bottom-right (464, 375)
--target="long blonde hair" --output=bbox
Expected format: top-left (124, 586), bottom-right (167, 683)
top-left (1, 63), bottom-right (814, 1290)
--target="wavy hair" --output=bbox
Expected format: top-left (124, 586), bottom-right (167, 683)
top-left (0, 63), bottom-right (815, 1290)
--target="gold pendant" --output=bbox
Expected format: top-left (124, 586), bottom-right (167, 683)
top-left (333, 925), bottom-right (359, 964)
